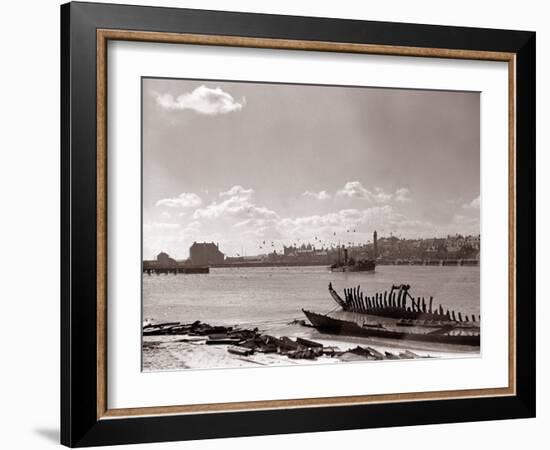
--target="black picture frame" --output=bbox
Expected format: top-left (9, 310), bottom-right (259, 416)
top-left (61, 1), bottom-right (535, 447)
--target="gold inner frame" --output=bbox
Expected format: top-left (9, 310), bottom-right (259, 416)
top-left (96, 29), bottom-right (517, 420)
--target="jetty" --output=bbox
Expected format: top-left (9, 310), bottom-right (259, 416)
top-left (377, 259), bottom-right (479, 266)
top-left (142, 262), bottom-right (209, 275)
top-left (143, 250), bottom-right (210, 274)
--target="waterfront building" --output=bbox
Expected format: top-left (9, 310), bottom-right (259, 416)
top-left (189, 242), bottom-right (225, 265)
top-left (156, 251), bottom-right (177, 267)
top-left (465, 234), bottom-right (481, 250)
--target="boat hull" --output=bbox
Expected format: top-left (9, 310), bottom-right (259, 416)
top-left (302, 309), bottom-right (480, 347)
top-left (328, 284), bottom-right (479, 324)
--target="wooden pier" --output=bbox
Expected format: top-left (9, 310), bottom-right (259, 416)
top-left (378, 259), bottom-right (479, 266)
top-left (142, 264), bottom-right (209, 275)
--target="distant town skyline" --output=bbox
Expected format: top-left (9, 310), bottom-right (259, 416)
top-left (143, 78), bottom-right (480, 260)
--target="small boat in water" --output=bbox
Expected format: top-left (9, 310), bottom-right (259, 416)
top-left (330, 259), bottom-right (375, 272)
top-left (330, 246), bottom-right (375, 273)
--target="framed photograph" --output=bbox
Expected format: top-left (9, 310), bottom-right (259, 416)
top-left (61, 1), bottom-right (535, 447)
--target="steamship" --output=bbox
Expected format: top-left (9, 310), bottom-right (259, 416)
top-left (330, 231), bottom-right (377, 273)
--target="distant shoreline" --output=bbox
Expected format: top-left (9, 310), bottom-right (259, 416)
top-left (208, 260), bottom-right (479, 269)
top-left (143, 260), bottom-right (479, 271)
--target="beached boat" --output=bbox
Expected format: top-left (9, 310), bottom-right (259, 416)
top-left (328, 282), bottom-right (480, 323)
top-left (302, 309), bottom-right (480, 346)
top-left (302, 283), bottom-right (480, 346)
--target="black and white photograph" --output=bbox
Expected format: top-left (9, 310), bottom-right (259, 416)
top-left (141, 78), bottom-right (481, 371)
top-left (0, 0), bottom-right (543, 447)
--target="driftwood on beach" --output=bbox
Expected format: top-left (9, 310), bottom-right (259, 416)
top-left (143, 320), bottom-right (425, 362)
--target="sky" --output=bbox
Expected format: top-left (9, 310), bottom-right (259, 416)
top-left (142, 78), bottom-right (480, 260)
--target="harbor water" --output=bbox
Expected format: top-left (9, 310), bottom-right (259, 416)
top-left (143, 265), bottom-right (480, 370)
top-left (143, 265), bottom-right (480, 327)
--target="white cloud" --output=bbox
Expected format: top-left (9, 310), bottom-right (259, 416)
top-left (220, 185), bottom-right (254, 199)
top-left (183, 221), bottom-right (201, 233)
top-left (194, 187), bottom-right (278, 222)
top-left (336, 181), bottom-right (370, 199)
top-left (372, 187), bottom-right (393, 203)
top-left (336, 182), bottom-right (410, 203)
top-left (462, 196), bottom-right (480, 210)
top-left (448, 213), bottom-right (480, 236)
top-left (153, 85), bottom-right (245, 115)
top-left (303, 190), bottom-right (331, 200)
top-left (155, 192), bottom-right (202, 209)
top-left (448, 196), bottom-right (480, 235)
top-left (194, 197), bottom-right (278, 221)
top-left (275, 205), bottom-right (436, 241)
top-left (142, 222), bottom-right (181, 259)
top-left (143, 222), bottom-right (180, 232)
top-left (278, 206), bottom-right (391, 232)
top-left (395, 187), bottom-right (412, 202)
top-left (142, 221), bottom-right (208, 260)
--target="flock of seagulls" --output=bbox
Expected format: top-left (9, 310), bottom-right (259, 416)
top-left (253, 228), bottom-right (380, 253)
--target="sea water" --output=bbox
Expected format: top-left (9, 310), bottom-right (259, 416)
top-left (143, 265), bottom-right (480, 328)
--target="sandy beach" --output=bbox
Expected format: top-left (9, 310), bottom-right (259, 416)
top-left (143, 321), bottom-right (478, 371)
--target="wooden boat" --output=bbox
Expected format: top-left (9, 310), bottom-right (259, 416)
top-left (302, 309), bottom-right (480, 347)
top-left (328, 283), bottom-right (480, 324)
